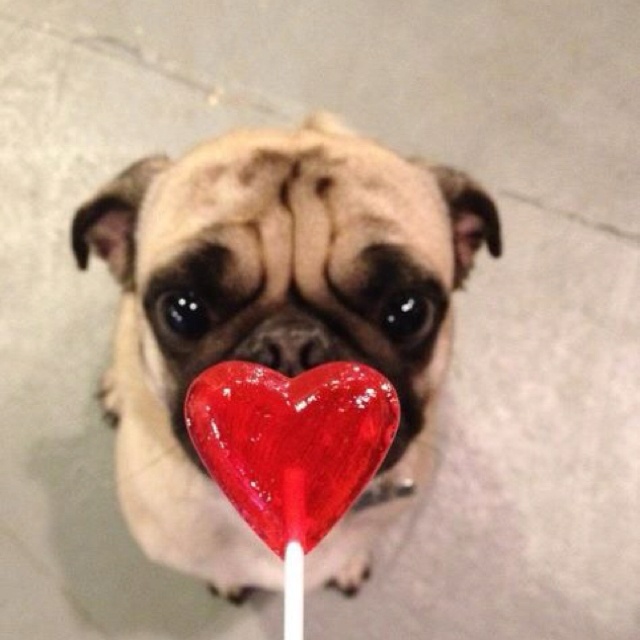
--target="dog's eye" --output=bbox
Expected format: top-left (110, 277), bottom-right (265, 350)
top-left (380, 290), bottom-right (434, 342)
top-left (161, 291), bottom-right (210, 339)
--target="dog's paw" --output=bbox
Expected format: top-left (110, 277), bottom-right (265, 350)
top-left (96, 368), bottom-right (121, 428)
top-left (326, 552), bottom-right (372, 597)
top-left (207, 583), bottom-right (256, 606)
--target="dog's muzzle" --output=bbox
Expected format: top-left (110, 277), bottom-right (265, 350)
top-left (174, 307), bottom-right (421, 483)
top-left (231, 308), bottom-right (349, 376)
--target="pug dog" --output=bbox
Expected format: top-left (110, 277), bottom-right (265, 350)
top-left (71, 114), bottom-right (501, 602)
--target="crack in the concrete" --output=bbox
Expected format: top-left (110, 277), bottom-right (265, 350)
top-left (0, 11), bottom-right (296, 119)
top-left (500, 189), bottom-right (640, 246)
top-left (73, 32), bottom-right (213, 94)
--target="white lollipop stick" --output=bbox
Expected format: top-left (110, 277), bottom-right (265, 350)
top-left (283, 467), bottom-right (306, 640)
top-left (284, 540), bottom-right (305, 640)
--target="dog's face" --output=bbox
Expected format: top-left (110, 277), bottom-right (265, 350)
top-left (73, 118), bottom-right (501, 474)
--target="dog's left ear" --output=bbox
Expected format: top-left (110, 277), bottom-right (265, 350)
top-left (412, 161), bottom-right (502, 288)
top-left (430, 165), bottom-right (502, 288)
top-left (71, 155), bottom-right (170, 288)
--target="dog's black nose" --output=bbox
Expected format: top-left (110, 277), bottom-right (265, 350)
top-left (233, 310), bottom-right (338, 376)
top-left (255, 332), bottom-right (326, 375)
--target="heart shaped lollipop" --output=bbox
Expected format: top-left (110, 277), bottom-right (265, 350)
top-left (184, 361), bottom-right (400, 558)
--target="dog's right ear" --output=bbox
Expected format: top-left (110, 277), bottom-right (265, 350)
top-left (71, 155), bottom-right (170, 288)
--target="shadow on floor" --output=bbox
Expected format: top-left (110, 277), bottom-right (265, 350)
top-left (27, 389), bottom-right (260, 638)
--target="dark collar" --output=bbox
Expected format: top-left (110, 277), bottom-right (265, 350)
top-left (353, 477), bottom-right (416, 512)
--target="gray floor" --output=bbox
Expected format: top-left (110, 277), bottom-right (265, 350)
top-left (1, 2), bottom-right (639, 639)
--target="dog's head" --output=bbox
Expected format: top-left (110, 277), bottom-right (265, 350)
top-left (72, 116), bottom-right (501, 473)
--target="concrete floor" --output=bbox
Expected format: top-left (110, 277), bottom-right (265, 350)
top-left (1, 1), bottom-right (639, 639)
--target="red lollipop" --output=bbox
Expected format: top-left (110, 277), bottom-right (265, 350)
top-left (184, 361), bottom-right (400, 557)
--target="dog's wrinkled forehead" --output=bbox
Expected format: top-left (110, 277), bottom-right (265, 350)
top-left (136, 128), bottom-right (454, 291)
